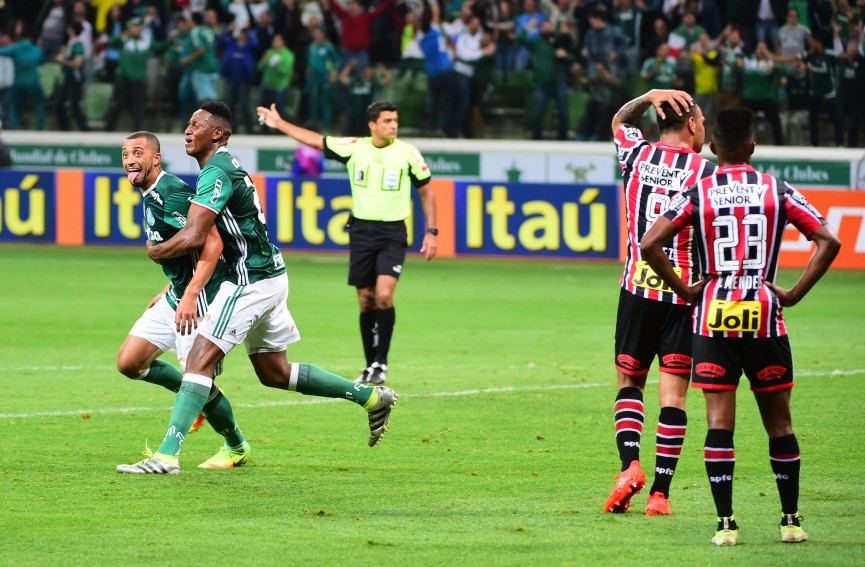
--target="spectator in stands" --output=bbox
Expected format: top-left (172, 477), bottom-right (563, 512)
top-left (453, 14), bottom-right (490, 138)
top-left (247, 2), bottom-right (277, 62)
top-left (724, 0), bottom-right (758, 50)
top-left (0, 24), bottom-right (46, 130)
top-left (99, 5), bottom-right (126, 82)
top-left (258, 33), bottom-right (295, 130)
top-left (514, 0), bottom-right (547, 70)
top-left (305, 24), bottom-right (339, 130)
top-left (321, 0), bottom-right (396, 73)
top-left (804, 32), bottom-right (843, 146)
top-left (614, 0), bottom-right (642, 77)
top-left (692, 31), bottom-right (720, 132)
top-left (339, 60), bottom-right (391, 136)
top-left (837, 37), bottom-right (865, 147)
top-left (777, 8), bottom-right (810, 65)
top-left (104, 18), bottom-right (152, 132)
top-left (640, 42), bottom-right (676, 90)
top-left (738, 40), bottom-right (785, 145)
top-left (38, 0), bottom-right (66, 60)
top-left (490, 0), bottom-right (517, 77)
top-left (181, 11), bottom-right (220, 106)
top-left (272, 0), bottom-right (312, 91)
top-left (754, 0), bottom-right (788, 51)
top-left (419, 0), bottom-right (458, 137)
top-left (582, 8), bottom-right (628, 80)
top-left (782, 58), bottom-right (810, 145)
top-left (717, 24), bottom-right (744, 111)
top-left (165, 16), bottom-right (194, 126)
top-left (668, 8), bottom-right (705, 92)
top-left (519, 19), bottom-right (572, 140)
top-left (576, 60), bottom-right (625, 141)
top-left (71, 1), bottom-right (95, 78)
top-left (55, 21), bottom-right (89, 132)
top-left (220, 26), bottom-right (259, 134)
top-left (0, 32), bottom-right (13, 128)
top-left (141, 5), bottom-right (167, 43)
top-left (641, 16), bottom-right (669, 64)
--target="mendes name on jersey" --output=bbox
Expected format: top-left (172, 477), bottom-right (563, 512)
top-left (323, 136), bottom-right (432, 222)
top-left (663, 164), bottom-right (828, 338)
top-left (142, 171), bottom-right (227, 316)
top-left (191, 147), bottom-right (286, 285)
top-left (614, 124), bottom-right (716, 304)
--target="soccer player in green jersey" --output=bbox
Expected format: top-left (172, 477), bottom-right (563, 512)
top-left (256, 100), bottom-right (438, 386)
top-left (116, 131), bottom-right (251, 473)
top-left (117, 103), bottom-right (397, 475)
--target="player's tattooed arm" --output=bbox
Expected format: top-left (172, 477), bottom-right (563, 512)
top-left (611, 89), bottom-right (695, 134)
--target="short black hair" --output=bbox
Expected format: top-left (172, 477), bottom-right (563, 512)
top-left (200, 100), bottom-right (233, 136)
top-left (713, 106), bottom-right (754, 151)
top-left (367, 100), bottom-right (398, 122)
top-left (125, 131), bottom-right (161, 151)
top-left (657, 101), bottom-right (698, 133)
top-left (69, 21), bottom-right (84, 36)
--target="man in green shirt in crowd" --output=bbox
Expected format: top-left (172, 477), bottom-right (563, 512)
top-left (182, 11), bottom-right (220, 105)
top-left (738, 41), bottom-right (785, 144)
top-left (118, 101), bottom-right (398, 475)
top-left (256, 100), bottom-right (437, 386)
top-left (105, 18), bottom-right (152, 132)
top-left (803, 33), bottom-right (843, 146)
top-left (257, 33), bottom-right (295, 134)
top-left (116, 131), bottom-right (251, 473)
top-left (836, 37), bottom-right (865, 146)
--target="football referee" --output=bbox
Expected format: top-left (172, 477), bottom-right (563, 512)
top-left (256, 100), bottom-right (438, 385)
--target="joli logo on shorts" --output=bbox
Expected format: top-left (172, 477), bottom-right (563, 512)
top-left (707, 299), bottom-right (762, 332)
top-left (631, 261), bottom-right (681, 292)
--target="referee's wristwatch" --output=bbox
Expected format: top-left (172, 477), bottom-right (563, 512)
top-left (426, 227), bottom-right (439, 236)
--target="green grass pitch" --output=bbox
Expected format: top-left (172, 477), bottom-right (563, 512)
top-left (1, 244), bottom-right (863, 566)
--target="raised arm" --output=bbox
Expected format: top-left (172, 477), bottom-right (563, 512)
top-left (611, 88), bottom-right (694, 135)
top-left (256, 103), bottom-right (325, 149)
top-left (174, 225), bottom-right (224, 335)
top-left (148, 204), bottom-right (217, 261)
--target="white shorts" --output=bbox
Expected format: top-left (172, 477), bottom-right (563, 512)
top-left (198, 273), bottom-right (302, 355)
top-left (128, 295), bottom-right (196, 369)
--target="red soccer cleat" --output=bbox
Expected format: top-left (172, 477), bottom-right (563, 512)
top-left (604, 460), bottom-right (646, 513)
top-left (188, 413), bottom-right (206, 434)
top-left (645, 491), bottom-right (672, 516)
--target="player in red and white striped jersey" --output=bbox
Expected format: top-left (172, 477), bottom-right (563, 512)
top-left (641, 106), bottom-right (840, 545)
top-left (605, 89), bottom-right (716, 517)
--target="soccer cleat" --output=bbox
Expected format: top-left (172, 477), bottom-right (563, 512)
top-left (604, 460), bottom-right (646, 513)
top-left (366, 362), bottom-right (388, 385)
top-left (780, 512), bottom-right (808, 543)
top-left (367, 386), bottom-right (398, 447)
top-left (712, 516), bottom-right (740, 546)
top-left (355, 367), bottom-right (372, 384)
top-left (645, 491), bottom-right (672, 516)
top-left (188, 412), bottom-right (206, 434)
top-left (116, 455), bottom-right (180, 475)
top-left (198, 440), bottom-right (252, 469)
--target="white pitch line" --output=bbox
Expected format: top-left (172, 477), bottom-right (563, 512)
top-left (0, 369), bottom-right (861, 420)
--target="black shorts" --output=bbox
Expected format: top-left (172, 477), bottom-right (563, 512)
top-left (347, 217), bottom-right (408, 288)
top-left (614, 288), bottom-right (693, 377)
top-left (691, 334), bottom-right (794, 393)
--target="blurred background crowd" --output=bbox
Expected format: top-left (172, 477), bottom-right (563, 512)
top-left (0, 0), bottom-right (863, 146)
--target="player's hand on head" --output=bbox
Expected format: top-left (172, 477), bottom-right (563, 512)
top-left (650, 89), bottom-right (694, 120)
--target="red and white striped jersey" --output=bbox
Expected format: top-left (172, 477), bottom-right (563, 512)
top-left (614, 124), bottom-right (716, 304)
top-left (663, 164), bottom-right (828, 338)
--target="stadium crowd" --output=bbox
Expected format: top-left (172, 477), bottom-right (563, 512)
top-left (0, 0), bottom-right (863, 145)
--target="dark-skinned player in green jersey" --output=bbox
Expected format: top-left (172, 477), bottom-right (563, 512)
top-left (116, 131), bottom-right (250, 471)
top-left (117, 102), bottom-right (396, 475)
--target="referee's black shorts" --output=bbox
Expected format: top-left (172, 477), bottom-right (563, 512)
top-left (347, 217), bottom-right (408, 287)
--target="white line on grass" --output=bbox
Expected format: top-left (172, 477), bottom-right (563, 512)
top-left (1, 369), bottom-right (861, 420)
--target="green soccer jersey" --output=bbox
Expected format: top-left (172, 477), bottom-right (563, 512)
top-left (806, 51), bottom-right (837, 99)
top-left (323, 137), bottom-right (432, 222)
top-left (187, 25), bottom-right (219, 74)
top-left (741, 56), bottom-right (781, 100)
top-left (192, 148), bottom-right (286, 285)
top-left (142, 171), bottom-right (227, 315)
